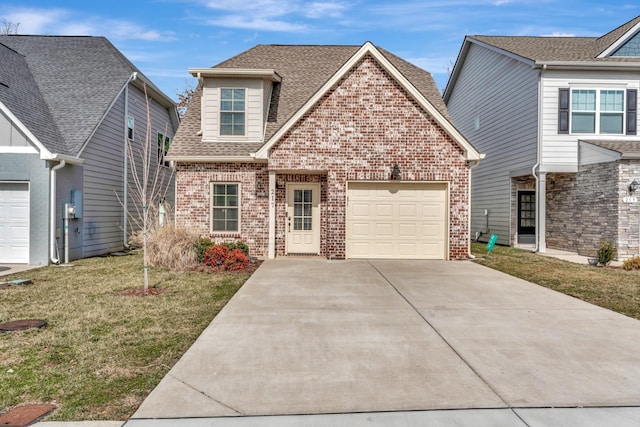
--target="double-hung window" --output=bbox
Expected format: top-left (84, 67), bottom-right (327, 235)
top-left (571, 89), bottom-right (624, 134)
top-left (560, 88), bottom-right (635, 135)
top-left (211, 183), bottom-right (239, 233)
top-left (220, 88), bottom-right (245, 136)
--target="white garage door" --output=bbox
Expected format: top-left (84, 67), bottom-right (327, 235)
top-left (346, 182), bottom-right (447, 259)
top-left (0, 182), bottom-right (30, 263)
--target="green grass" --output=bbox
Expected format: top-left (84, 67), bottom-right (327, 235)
top-left (0, 251), bottom-right (250, 421)
top-left (472, 243), bottom-right (640, 320)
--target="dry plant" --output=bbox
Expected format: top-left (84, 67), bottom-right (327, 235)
top-left (145, 223), bottom-right (199, 271)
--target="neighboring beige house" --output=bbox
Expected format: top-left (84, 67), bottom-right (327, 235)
top-left (0, 35), bottom-right (178, 265)
top-left (168, 42), bottom-right (482, 260)
top-left (444, 16), bottom-right (640, 260)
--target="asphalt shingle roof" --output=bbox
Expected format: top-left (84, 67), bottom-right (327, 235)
top-left (581, 140), bottom-right (640, 158)
top-left (170, 44), bottom-right (452, 159)
top-left (0, 35), bottom-right (154, 157)
top-left (470, 16), bottom-right (640, 63)
top-left (0, 43), bottom-right (65, 152)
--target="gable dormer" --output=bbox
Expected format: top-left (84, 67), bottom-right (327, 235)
top-left (189, 68), bottom-right (281, 143)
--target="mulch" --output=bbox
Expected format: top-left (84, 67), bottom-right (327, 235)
top-left (0, 404), bottom-right (56, 427)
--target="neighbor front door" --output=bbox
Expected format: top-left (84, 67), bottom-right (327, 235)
top-left (286, 183), bottom-right (320, 254)
top-left (517, 191), bottom-right (536, 244)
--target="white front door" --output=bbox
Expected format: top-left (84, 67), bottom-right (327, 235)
top-left (0, 182), bottom-right (30, 263)
top-left (286, 183), bottom-right (320, 254)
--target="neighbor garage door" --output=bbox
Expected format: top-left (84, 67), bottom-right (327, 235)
top-left (0, 182), bottom-right (30, 263)
top-left (346, 182), bottom-right (447, 259)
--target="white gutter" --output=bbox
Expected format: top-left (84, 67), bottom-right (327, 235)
top-left (49, 160), bottom-right (66, 264)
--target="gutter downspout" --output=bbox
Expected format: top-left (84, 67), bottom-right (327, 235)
top-left (467, 158), bottom-right (482, 259)
top-left (123, 72), bottom-right (138, 249)
top-left (50, 160), bottom-right (66, 264)
top-left (532, 64), bottom-right (546, 252)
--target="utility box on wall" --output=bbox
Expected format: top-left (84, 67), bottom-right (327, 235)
top-left (71, 190), bottom-right (82, 218)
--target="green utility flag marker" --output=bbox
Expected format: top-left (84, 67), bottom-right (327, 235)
top-left (486, 234), bottom-right (498, 258)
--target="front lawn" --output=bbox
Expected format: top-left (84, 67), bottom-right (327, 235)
top-left (0, 251), bottom-right (250, 421)
top-left (472, 243), bottom-right (640, 320)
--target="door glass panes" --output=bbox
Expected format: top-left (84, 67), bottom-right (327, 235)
top-left (519, 194), bottom-right (535, 228)
top-left (293, 189), bottom-right (313, 231)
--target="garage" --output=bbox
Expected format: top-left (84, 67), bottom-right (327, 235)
top-left (0, 182), bottom-right (30, 263)
top-left (346, 182), bottom-right (448, 259)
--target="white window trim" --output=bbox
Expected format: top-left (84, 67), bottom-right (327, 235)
top-left (219, 87), bottom-right (247, 138)
top-left (210, 182), bottom-right (241, 234)
top-left (569, 88), bottom-right (626, 135)
top-left (157, 131), bottom-right (171, 167)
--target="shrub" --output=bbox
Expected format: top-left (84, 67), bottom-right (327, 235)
top-left (597, 240), bottom-right (616, 266)
top-left (223, 248), bottom-right (249, 271)
top-left (195, 237), bottom-right (214, 263)
top-left (145, 224), bottom-right (199, 271)
top-left (203, 244), bottom-right (229, 268)
top-left (221, 241), bottom-right (250, 256)
top-left (622, 256), bottom-right (640, 271)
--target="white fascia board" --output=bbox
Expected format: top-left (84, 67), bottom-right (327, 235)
top-left (598, 22), bottom-right (640, 58)
top-left (166, 155), bottom-right (266, 163)
top-left (255, 42), bottom-right (482, 161)
top-left (189, 68), bottom-right (282, 82)
top-left (536, 60), bottom-right (640, 70)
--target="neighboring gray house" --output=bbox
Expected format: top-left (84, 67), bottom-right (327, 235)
top-left (0, 36), bottom-right (178, 265)
top-left (444, 16), bottom-right (640, 260)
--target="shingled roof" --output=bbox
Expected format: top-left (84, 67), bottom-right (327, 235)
top-left (169, 43), bottom-right (454, 160)
top-left (0, 42), bottom-right (65, 153)
top-left (469, 16), bottom-right (640, 63)
top-left (0, 35), bottom-right (174, 158)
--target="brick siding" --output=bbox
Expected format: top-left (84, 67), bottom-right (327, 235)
top-left (176, 55), bottom-right (471, 259)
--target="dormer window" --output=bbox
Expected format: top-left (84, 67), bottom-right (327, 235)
top-left (220, 88), bottom-right (245, 136)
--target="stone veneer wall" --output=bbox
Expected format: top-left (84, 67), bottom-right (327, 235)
top-left (268, 55), bottom-right (470, 259)
top-left (617, 159), bottom-right (640, 259)
top-left (574, 162), bottom-right (618, 257)
top-left (545, 173), bottom-right (579, 252)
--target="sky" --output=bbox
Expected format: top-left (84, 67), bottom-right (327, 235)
top-left (1, 1), bottom-right (640, 101)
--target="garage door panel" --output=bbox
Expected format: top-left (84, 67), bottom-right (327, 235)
top-left (347, 182), bottom-right (447, 259)
top-left (0, 182), bottom-right (30, 263)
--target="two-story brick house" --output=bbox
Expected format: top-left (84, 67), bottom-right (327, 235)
top-left (168, 43), bottom-right (482, 260)
top-left (444, 16), bottom-right (640, 260)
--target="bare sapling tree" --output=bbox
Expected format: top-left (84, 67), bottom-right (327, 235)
top-left (0, 19), bottom-right (20, 34)
top-left (119, 83), bottom-right (174, 293)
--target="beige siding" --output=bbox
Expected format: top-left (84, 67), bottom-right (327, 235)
top-left (541, 70), bottom-right (640, 172)
top-left (201, 78), bottom-right (264, 142)
top-left (447, 43), bottom-right (539, 245)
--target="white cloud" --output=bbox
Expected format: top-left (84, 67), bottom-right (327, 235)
top-left (540, 32), bottom-right (576, 37)
top-left (0, 7), bottom-right (174, 41)
top-left (207, 16), bottom-right (307, 32)
top-left (305, 2), bottom-right (347, 18)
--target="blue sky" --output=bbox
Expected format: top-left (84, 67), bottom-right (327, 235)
top-left (1, 1), bottom-right (639, 100)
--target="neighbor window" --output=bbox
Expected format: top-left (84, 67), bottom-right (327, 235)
top-left (570, 89), bottom-right (625, 134)
top-left (220, 88), bottom-right (245, 136)
top-left (211, 183), bottom-right (239, 232)
top-left (127, 116), bottom-right (134, 140)
top-left (157, 132), bottom-right (171, 167)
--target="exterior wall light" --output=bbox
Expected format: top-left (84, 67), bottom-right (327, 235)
top-left (630, 180), bottom-right (639, 194)
top-left (391, 164), bottom-right (402, 180)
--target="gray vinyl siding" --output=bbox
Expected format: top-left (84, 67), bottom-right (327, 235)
top-left (80, 84), bottom-right (176, 258)
top-left (0, 153), bottom-right (49, 265)
top-left (446, 43), bottom-right (539, 245)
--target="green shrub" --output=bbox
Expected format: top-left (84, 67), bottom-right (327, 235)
top-left (195, 237), bottom-right (214, 263)
top-left (622, 256), bottom-right (640, 270)
top-left (597, 240), bottom-right (616, 266)
top-left (221, 241), bottom-right (250, 256)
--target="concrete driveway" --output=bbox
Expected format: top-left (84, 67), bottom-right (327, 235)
top-left (126, 259), bottom-right (640, 426)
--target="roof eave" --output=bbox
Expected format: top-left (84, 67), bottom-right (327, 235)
top-left (536, 60), bottom-right (640, 70)
top-left (166, 155), bottom-right (266, 163)
top-left (189, 68), bottom-right (282, 82)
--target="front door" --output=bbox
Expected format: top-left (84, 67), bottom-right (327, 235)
top-left (286, 184), bottom-right (320, 254)
top-left (517, 191), bottom-right (536, 244)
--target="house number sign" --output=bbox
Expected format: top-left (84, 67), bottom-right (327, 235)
top-left (623, 196), bottom-right (638, 203)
